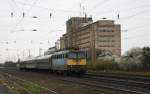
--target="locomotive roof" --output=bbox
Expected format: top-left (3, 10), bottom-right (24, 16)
top-left (53, 50), bottom-right (70, 55)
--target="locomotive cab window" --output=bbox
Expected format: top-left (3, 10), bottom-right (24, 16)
top-left (78, 52), bottom-right (86, 59)
top-left (68, 52), bottom-right (77, 59)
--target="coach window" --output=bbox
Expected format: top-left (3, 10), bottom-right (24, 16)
top-left (60, 54), bottom-right (62, 58)
top-left (62, 54), bottom-right (64, 58)
top-left (55, 55), bottom-right (57, 59)
top-left (57, 55), bottom-right (59, 59)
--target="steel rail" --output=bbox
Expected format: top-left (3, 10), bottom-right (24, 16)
top-left (87, 72), bottom-right (150, 81)
top-left (85, 74), bottom-right (150, 87)
top-left (59, 77), bottom-right (147, 94)
top-left (0, 71), bottom-right (59, 94)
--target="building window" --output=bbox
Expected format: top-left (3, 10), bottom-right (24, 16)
top-left (99, 45), bottom-right (115, 47)
top-left (98, 35), bottom-right (114, 37)
top-left (97, 40), bottom-right (115, 42)
top-left (98, 29), bottom-right (114, 32)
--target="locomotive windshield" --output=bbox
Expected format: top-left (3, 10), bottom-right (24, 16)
top-left (68, 52), bottom-right (77, 59)
top-left (78, 52), bottom-right (86, 59)
top-left (68, 51), bottom-right (86, 59)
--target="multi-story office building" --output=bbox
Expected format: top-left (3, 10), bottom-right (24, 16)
top-left (60, 17), bottom-right (121, 62)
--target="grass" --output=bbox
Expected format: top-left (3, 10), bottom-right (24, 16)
top-left (0, 76), bottom-right (46, 94)
top-left (22, 82), bottom-right (45, 93)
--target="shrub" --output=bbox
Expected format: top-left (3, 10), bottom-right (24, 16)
top-left (87, 59), bottom-right (119, 71)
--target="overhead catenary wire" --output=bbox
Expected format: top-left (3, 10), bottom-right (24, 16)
top-left (9, 0), bottom-right (150, 39)
top-left (88, 0), bottom-right (111, 13)
top-left (10, 0), bottom-right (23, 13)
top-left (104, 7), bottom-right (150, 22)
top-left (12, 0), bottom-right (150, 27)
top-left (14, 0), bottom-right (150, 34)
top-left (120, 8), bottom-right (150, 20)
top-left (16, 1), bottom-right (78, 13)
top-left (123, 33), bottom-right (150, 40)
top-left (7, 0), bottom-right (15, 18)
top-left (123, 25), bottom-right (150, 40)
top-left (10, 0), bottom-right (40, 33)
top-left (117, 7), bottom-right (150, 38)
top-left (15, 0), bottom-right (150, 17)
top-left (7, 0), bottom-right (150, 38)
top-left (14, 0), bottom-right (150, 21)
top-left (127, 23), bottom-right (150, 32)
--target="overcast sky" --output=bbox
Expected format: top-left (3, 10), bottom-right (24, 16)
top-left (0, 0), bottom-right (150, 63)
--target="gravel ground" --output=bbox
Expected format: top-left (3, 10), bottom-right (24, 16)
top-left (0, 69), bottom-right (110, 94)
top-left (0, 76), bottom-right (14, 94)
top-left (15, 72), bottom-right (102, 94)
top-left (0, 86), bottom-right (12, 94)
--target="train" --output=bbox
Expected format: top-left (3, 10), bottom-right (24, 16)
top-left (17, 49), bottom-right (87, 75)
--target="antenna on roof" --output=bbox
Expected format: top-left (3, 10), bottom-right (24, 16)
top-left (117, 10), bottom-right (120, 20)
top-left (117, 13), bottom-right (120, 19)
top-left (85, 13), bottom-right (87, 18)
top-left (83, 6), bottom-right (85, 16)
top-left (79, 3), bottom-right (82, 16)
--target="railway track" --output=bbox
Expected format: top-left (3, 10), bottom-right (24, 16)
top-left (85, 73), bottom-right (150, 90)
top-left (1, 68), bottom-right (150, 94)
top-left (60, 77), bottom-right (146, 94)
top-left (0, 68), bottom-right (113, 94)
top-left (0, 69), bottom-right (59, 94)
top-left (87, 71), bottom-right (150, 82)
